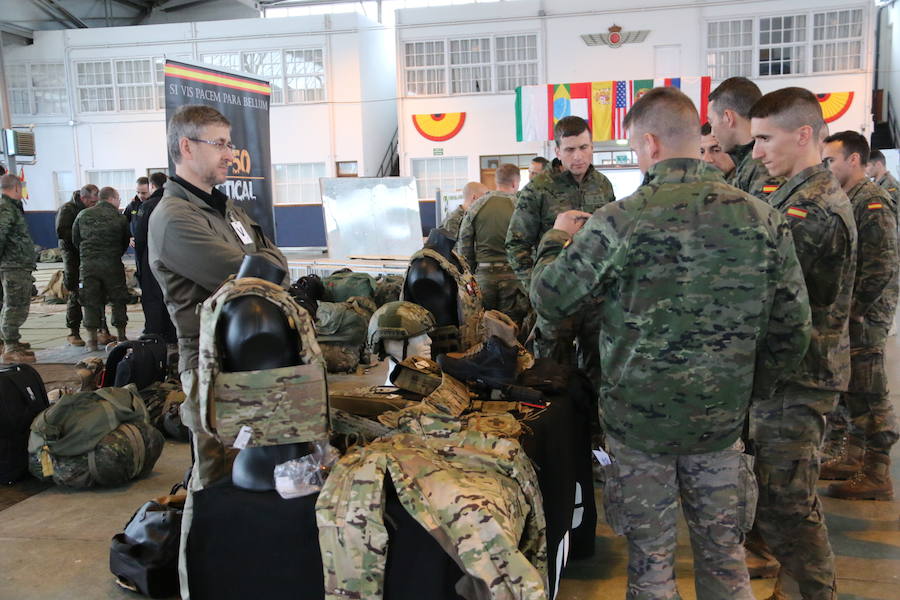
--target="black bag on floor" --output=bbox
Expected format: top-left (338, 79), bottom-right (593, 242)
top-left (110, 484), bottom-right (185, 598)
top-left (0, 363), bottom-right (49, 484)
top-left (104, 335), bottom-right (167, 390)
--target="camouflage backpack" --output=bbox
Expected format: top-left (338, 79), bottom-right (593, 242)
top-left (42, 269), bottom-right (69, 304)
top-left (27, 386), bottom-right (164, 488)
top-left (374, 274), bottom-right (404, 307)
top-left (402, 248), bottom-right (484, 355)
top-left (197, 276), bottom-right (329, 448)
top-left (39, 247), bottom-right (63, 263)
top-left (322, 269), bottom-right (376, 302)
top-left (315, 301), bottom-right (368, 374)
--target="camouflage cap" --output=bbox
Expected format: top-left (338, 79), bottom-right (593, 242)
top-left (367, 301), bottom-right (436, 359)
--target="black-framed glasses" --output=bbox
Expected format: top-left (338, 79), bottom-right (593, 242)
top-left (187, 138), bottom-right (236, 152)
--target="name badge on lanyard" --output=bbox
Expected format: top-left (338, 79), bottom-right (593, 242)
top-left (231, 220), bottom-right (253, 245)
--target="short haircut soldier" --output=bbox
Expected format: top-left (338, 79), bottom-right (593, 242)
top-left (870, 149), bottom-right (886, 165)
top-left (149, 172), bottom-right (168, 189)
top-left (823, 131), bottom-right (870, 165)
top-left (99, 186), bottom-right (119, 202)
top-left (167, 104), bottom-right (231, 164)
top-left (554, 116), bottom-right (591, 147)
top-left (495, 163), bottom-right (521, 187)
top-left (748, 87), bottom-right (826, 137)
top-left (531, 156), bottom-right (549, 167)
top-left (700, 122), bottom-right (712, 136)
top-left (624, 86), bottom-right (699, 142)
top-left (0, 174), bottom-right (20, 191)
top-left (80, 184), bottom-right (99, 198)
top-left (708, 77), bottom-right (762, 118)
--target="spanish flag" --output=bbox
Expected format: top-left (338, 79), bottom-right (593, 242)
top-left (786, 207), bottom-right (807, 219)
top-left (591, 81), bottom-right (614, 141)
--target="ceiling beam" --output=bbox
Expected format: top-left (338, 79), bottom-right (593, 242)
top-left (33, 0), bottom-right (90, 28)
top-left (29, 0), bottom-right (73, 28)
top-left (157, 0), bottom-right (212, 12)
top-left (110, 0), bottom-right (154, 10)
top-left (0, 23), bottom-right (35, 43)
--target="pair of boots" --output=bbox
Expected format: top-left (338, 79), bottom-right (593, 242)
top-left (67, 328), bottom-right (117, 347)
top-left (84, 327), bottom-right (128, 352)
top-left (820, 438), bottom-right (893, 501)
top-left (1, 340), bottom-right (35, 363)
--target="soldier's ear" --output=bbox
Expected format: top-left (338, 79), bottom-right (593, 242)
top-left (795, 125), bottom-right (814, 147)
top-left (179, 136), bottom-right (193, 160)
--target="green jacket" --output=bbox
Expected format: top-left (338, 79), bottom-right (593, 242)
top-left (876, 171), bottom-right (900, 222)
top-left (55, 196), bottom-right (86, 252)
top-left (457, 190), bottom-right (517, 270)
top-left (530, 158), bottom-right (811, 455)
top-left (72, 201), bottom-right (129, 269)
top-left (440, 205), bottom-right (466, 240)
top-left (506, 165), bottom-right (615, 288)
top-left (767, 164), bottom-right (857, 392)
top-left (0, 193), bottom-right (36, 271)
top-left (727, 140), bottom-right (783, 200)
top-left (847, 179), bottom-right (898, 328)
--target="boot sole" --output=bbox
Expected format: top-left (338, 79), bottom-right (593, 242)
top-left (827, 491), bottom-right (894, 501)
top-left (818, 471), bottom-right (858, 481)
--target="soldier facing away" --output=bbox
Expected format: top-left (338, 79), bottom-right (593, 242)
top-left (441, 181), bottom-right (488, 241)
top-left (55, 184), bottom-right (96, 346)
top-left (530, 87), bottom-right (811, 599)
top-left (457, 162), bottom-right (530, 325)
top-left (821, 131), bottom-right (899, 501)
top-left (0, 174), bottom-right (37, 363)
top-left (866, 149), bottom-right (900, 221)
top-left (749, 87), bottom-right (857, 599)
top-left (72, 186), bottom-right (131, 350)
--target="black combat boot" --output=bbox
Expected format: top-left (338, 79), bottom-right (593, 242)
top-left (437, 335), bottom-right (518, 384)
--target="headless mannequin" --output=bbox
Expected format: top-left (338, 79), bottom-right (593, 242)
top-left (224, 255), bottom-right (310, 492)
top-left (403, 228), bottom-right (460, 329)
top-left (383, 333), bottom-right (433, 386)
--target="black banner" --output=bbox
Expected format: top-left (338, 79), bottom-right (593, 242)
top-left (164, 59), bottom-right (275, 239)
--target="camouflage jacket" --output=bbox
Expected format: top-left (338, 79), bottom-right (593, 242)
top-left (876, 172), bottom-right (900, 221)
top-left (531, 158), bottom-right (811, 455)
top-left (316, 421), bottom-right (547, 600)
top-left (440, 205), bottom-right (466, 240)
top-left (727, 140), bottom-right (783, 200)
top-left (847, 179), bottom-right (899, 328)
top-left (72, 201), bottom-right (129, 269)
top-left (197, 276), bottom-right (328, 448)
top-left (767, 164), bottom-right (857, 391)
top-left (55, 196), bottom-right (86, 252)
top-left (457, 191), bottom-right (517, 270)
top-left (506, 165), bottom-right (615, 288)
top-left (0, 194), bottom-right (35, 271)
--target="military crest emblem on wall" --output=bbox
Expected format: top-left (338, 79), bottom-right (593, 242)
top-left (581, 25), bottom-right (650, 48)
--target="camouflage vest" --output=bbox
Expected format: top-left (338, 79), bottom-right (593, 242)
top-left (403, 248), bottom-right (484, 355)
top-left (197, 277), bottom-right (329, 448)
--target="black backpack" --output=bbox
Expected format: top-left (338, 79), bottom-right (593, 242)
top-left (0, 363), bottom-right (49, 484)
top-left (103, 335), bottom-right (167, 390)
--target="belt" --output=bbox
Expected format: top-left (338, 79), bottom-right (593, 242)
top-left (477, 262), bottom-right (509, 268)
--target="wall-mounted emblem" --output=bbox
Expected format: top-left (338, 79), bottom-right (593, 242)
top-left (412, 113), bottom-right (466, 141)
top-left (581, 25), bottom-right (650, 48)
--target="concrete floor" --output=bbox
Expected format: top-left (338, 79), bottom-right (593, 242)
top-left (0, 262), bottom-right (898, 599)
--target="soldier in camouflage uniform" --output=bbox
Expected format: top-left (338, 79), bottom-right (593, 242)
top-left (867, 149), bottom-right (900, 221)
top-left (749, 87), bottom-right (857, 600)
top-left (708, 77), bottom-right (784, 200)
top-left (457, 163), bottom-right (530, 325)
top-left (440, 181), bottom-right (488, 240)
top-left (700, 121), bottom-right (736, 178)
top-left (506, 116), bottom-right (615, 387)
top-left (72, 186), bottom-right (130, 350)
top-left (55, 186), bottom-right (98, 346)
top-left (821, 131), bottom-right (899, 501)
top-left (531, 88), bottom-right (811, 600)
top-left (0, 174), bottom-right (36, 363)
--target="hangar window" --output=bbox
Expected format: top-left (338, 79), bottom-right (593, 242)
top-left (7, 63), bottom-right (67, 116)
top-left (813, 9), bottom-right (864, 72)
top-left (495, 34), bottom-right (538, 92)
top-left (76, 61), bottom-right (115, 112)
top-left (85, 169), bottom-right (136, 208)
top-left (273, 162), bottom-right (326, 204)
top-left (116, 59), bottom-right (158, 111)
top-left (75, 58), bottom-right (165, 113)
top-left (285, 49), bottom-right (325, 103)
top-left (450, 38), bottom-right (492, 94)
top-left (706, 19), bottom-right (753, 79)
top-left (200, 49), bottom-right (325, 104)
top-left (758, 15), bottom-right (806, 76)
top-left (411, 156), bottom-right (467, 201)
top-left (405, 41), bottom-right (446, 96)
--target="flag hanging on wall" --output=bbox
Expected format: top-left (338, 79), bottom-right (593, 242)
top-left (515, 75), bottom-right (711, 142)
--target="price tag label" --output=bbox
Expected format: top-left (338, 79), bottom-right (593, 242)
top-left (592, 448), bottom-right (612, 467)
top-left (233, 425), bottom-right (254, 449)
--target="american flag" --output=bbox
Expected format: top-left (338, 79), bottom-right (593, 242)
top-left (612, 80), bottom-right (629, 139)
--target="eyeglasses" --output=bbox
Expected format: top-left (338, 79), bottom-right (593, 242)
top-left (187, 138), bottom-right (236, 152)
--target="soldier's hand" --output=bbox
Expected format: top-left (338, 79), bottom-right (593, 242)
top-left (553, 210), bottom-right (592, 236)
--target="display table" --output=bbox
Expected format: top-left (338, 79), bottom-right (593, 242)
top-left (187, 371), bottom-right (595, 599)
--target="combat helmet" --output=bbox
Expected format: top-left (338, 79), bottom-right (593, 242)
top-left (367, 301), bottom-right (435, 359)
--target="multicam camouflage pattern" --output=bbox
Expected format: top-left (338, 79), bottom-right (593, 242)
top-left (137, 381), bottom-right (188, 440)
top-left (750, 385), bottom-right (838, 599)
top-left (38, 248), bottom-right (62, 263)
top-left (316, 424), bottom-right (547, 600)
top-left (389, 355), bottom-right (443, 396)
top-left (766, 164), bottom-right (857, 392)
top-left (366, 300), bottom-right (436, 359)
top-left (319, 343), bottom-right (360, 373)
top-left (440, 205), bottom-right (466, 240)
top-left (0, 269), bottom-right (34, 344)
top-left (373, 274), bottom-right (403, 307)
top-left (329, 407), bottom-right (392, 442)
top-left (342, 295), bottom-right (377, 323)
top-left (0, 194), bottom-right (36, 271)
top-left (378, 371), bottom-right (471, 429)
top-left (603, 436), bottom-right (755, 599)
top-left (197, 276), bottom-right (328, 447)
top-left (29, 420), bottom-right (163, 488)
top-left (875, 171), bottom-right (900, 219)
top-left (74, 356), bottom-right (105, 391)
top-left (403, 248), bottom-right (484, 353)
top-left (530, 158), bottom-right (811, 455)
top-left (726, 140), bottom-right (784, 200)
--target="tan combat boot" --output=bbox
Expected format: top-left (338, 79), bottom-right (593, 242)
top-left (2, 342), bottom-right (36, 364)
top-left (67, 328), bottom-right (85, 347)
top-left (819, 437), bottom-right (864, 480)
top-left (826, 451), bottom-right (894, 501)
top-left (85, 329), bottom-right (99, 352)
top-left (96, 329), bottom-right (115, 346)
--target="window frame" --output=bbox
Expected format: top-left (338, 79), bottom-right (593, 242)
top-left (704, 6), bottom-right (867, 80)
top-left (199, 47), bottom-right (327, 105)
top-left (410, 156), bottom-right (468, 202)
top-left (74, 57), bottom-right (166, 114)
top-left (84, 169), bottom-right (137, 209)
top-left (272, 162), bottom-right (327, 205)
top-left (8, 62), bottom-right (68, 116)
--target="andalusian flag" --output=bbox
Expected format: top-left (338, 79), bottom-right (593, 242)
top-left (591, 81), bottom-right (614, 141)
top-left (516, 85), bottom-right (550, 142)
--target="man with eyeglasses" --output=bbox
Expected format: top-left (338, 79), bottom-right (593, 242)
top-left (148, 104), bottom-right (287, 600)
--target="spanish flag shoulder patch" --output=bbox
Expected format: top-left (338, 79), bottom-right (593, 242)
top-left (762, 184), bottom-right (779, 193)
top-left (868, 202), bottom-right (884, 210)
top-left (786, 207), bottom-right (808, 219)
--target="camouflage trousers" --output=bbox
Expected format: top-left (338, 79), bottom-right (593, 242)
top-left (0, 268), bottom-right (34, 344)
top-left (60, 247), bottom-right (82, 329)
top-left (750, 384), bottom-right (837, 600)
top-left (475, 265), bottom-right (531, 326)
top-left (603, 436), bottom-right (755, 600)
top-left (845, 321), bottom-right (899, 454)
top-left (80, 262), bottom-right (128, 330)
top-left (534, 303), bottom-right (601, 389)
